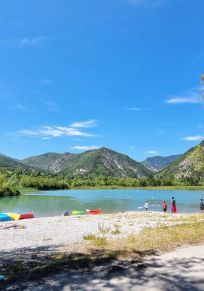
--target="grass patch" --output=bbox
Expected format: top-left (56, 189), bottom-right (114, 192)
top-left (107, 218), bottom-right (204, 254)
top-left (83, 233), bottom-right (108, 247)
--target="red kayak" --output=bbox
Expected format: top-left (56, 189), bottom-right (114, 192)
top-left (19, 213), bottom-right (34, 219)
top-left (87, 209), bottom-right (102, 215)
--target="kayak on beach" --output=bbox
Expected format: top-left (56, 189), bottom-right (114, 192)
top-left (62, 209), bottom-right (103, 216)
top-left (0, 213), bottom-right (34, 222)
top-left (71, 210), bottom-right (85, 215)
top-left (86, 209), bottom-right (102, 215)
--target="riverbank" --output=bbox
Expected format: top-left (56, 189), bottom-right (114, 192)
top-left (0, 212), bottom-right (203, 252)
top-left (1, 212), bottom-right (204, 289)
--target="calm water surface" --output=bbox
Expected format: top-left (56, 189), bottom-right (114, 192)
top-left (0, 189), bottom-right (203, 217)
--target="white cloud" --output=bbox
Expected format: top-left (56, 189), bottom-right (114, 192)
top-left (166, 89), bottom-right (202, 104)
top-left (182, 136), bottom-right (204, 141)
top-left (71, 145), bottom-right (99, 151)
top-left (17, 37), bottom-right (47, 47)
top-left (0, 37), bottom-right (47, 48)
top-left (71, 120), bottom-right (97, 128)
top-left (166, 97), bottom-right (201, 104)
top-left (146, 150), bottom-right (159, 155)
top-left (18, 120), bottom-right (98, 139)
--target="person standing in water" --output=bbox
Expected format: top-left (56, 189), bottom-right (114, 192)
top-left (144, 201), bottom-right (149, 211)
top-left (171, 197), bottom-right (177, 213)
top-left (162, 201), bottom-right (167, 213)
top-left (200, 199), bottom-right (204, 213)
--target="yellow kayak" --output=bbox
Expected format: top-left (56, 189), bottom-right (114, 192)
top-left (5, 213), bottom-right (21, 220)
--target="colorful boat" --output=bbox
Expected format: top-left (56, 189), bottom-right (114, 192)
top-left (19, 213), bottom-right (34, 219)
top-left (71, 210), bottom-right (85, 215)
top-left (0, 212), bottom-right (34, 222)
top-left (0, 213), bottom-right (12, 222)
top-left (86, 209), bottom-right (103, 215)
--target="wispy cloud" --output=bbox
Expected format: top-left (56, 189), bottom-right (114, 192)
top-left (129, 0), bottom-right (166, 8)
top-left (146, 150), bottom-right (159, 155)
top-left (71, 145), bottom-right (99, 151)
top-left (42, 101), bottom-right (60, 112)
top-left (17, 37), bottom-right (47, 47)
top-left (166, 97), bottom-right (201, 104)
top-left (182, 135), bottom-right (204, 141)
top-left (0, 36), bottom-right (47, 48)
top-left (71, 120), bottom-right (97, 128)
top-left (17, 120), bottom-right (98, 139)
top-left (12, 103), bottom-right (36, 113)
top-left (166, 89), bottom-right (202, 104)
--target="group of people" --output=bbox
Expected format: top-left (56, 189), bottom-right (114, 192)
top-left (144, 197), bottom-right (204, 213)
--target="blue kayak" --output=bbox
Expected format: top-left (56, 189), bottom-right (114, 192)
top-left (0, 213), bottom-right (12, 222)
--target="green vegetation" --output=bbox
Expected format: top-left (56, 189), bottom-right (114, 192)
top-left (0, 173), bottom-right (20, 197)
top-left (84, 214), bottom-right (204, 253)
top-left (158, 141), bottom-right (204, 181)
top-left (1, 170), bottom-right (204, 197)
top-left (21, 147), bottom-right (151, 178)
top-left (21, 175), bottom-right (69, 190)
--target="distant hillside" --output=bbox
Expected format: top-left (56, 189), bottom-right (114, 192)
top-left (142, 155), bottom-right (181, 172)
top-left (158, 141), bottom-right (204, 180)
top-left (0, 154), bottom-right (37, 172)
top-left (22, 147), bottom-right (151, 178)
top-left (22, 152), bottom-right (70, 173)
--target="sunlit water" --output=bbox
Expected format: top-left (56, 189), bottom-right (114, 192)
top-left (0, 189), bottom-right (203, 217)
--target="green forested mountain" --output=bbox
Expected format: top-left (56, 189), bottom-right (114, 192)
top-left (21, 147), bottom-right (151, 178)
top-left (0, 154), bottom-right (36, 172)
top-left (142, 155), bottom-right (181, 172)
top-left (2, 141), bottom-right (204, 181)
top-left (22, 152), bottom-right (69, 173)
top-left (157, 141), bottom-right (204, 181)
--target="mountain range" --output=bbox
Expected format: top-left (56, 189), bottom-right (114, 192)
top-left (141, 155), bottom-right (181, 172)
top-left (22, 147), bottom-right (151, 178)
top-left (0, 141), bottom-right (204, 180)
top-left (0, 154), bottom-right (36, 172)
top-left (157, 141), bottom-right (204, 180)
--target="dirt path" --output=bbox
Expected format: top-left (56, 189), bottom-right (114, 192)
top-left (5, 244), bottom-right (204, 290)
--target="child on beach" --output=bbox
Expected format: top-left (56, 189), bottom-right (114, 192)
top-left (144, 201), bottom-right (149, 211)
top-left (162, 201), bottom-right (167, 213)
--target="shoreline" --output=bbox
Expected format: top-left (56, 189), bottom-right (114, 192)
top-left (0, 211), bottom-right (200, 252)
top-left (1, 211), bottom-right (204, 290)
top-left (22, 185), bottom-right (204, 191)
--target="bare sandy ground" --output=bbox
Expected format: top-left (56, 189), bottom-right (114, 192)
top-left (5, 244), bottom-right (204, 290)
top-left (1, 212), bottom-right (204, 290)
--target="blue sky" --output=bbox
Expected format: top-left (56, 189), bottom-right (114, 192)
top-left (0, 0), bottom-right (203, 161)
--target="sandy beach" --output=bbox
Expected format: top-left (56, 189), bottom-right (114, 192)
top-left (1, 212), bottom-right (204, 290)
top-left (0, 212), bottom-right (194, 251)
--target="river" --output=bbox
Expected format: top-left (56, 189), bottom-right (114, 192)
top-left (0, 189), bottom-right (203, 217)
